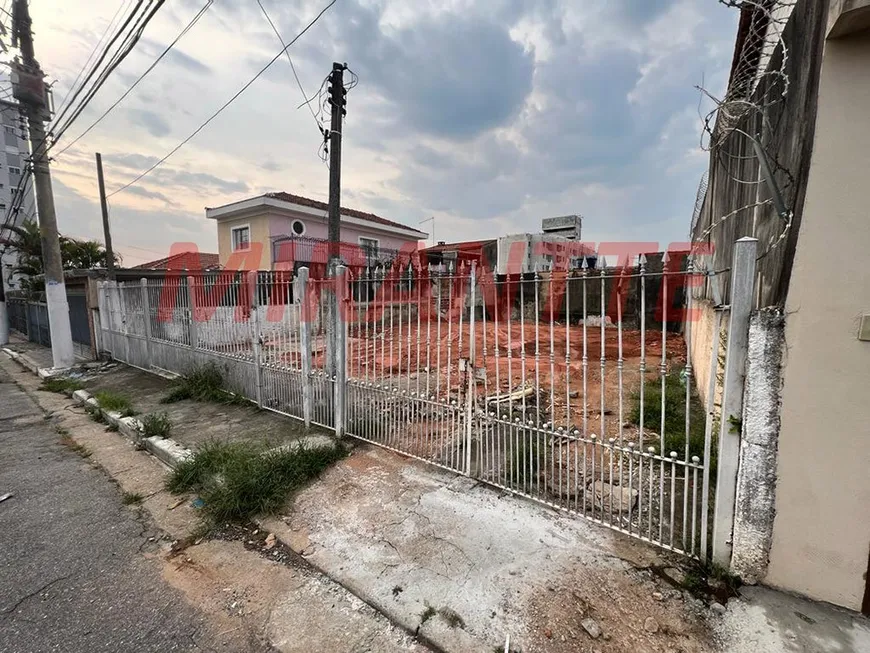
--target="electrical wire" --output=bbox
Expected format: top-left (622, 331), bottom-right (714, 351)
top-left (52, 0), bottom-right (134, 122)
top-left (107, 0), bottom-right (338, 198)
top-left (48, 0), bottom-right (148, 139)
top-left (255, 0), bottom-right (322, 133)
top-left (51, 0), bottom-right (167, 146)
top-left (54, 0), bottom-right (213, 157)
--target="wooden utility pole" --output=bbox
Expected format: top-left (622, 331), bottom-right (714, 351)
top-left (325, 62), bottom-right (347, 376)
top-left (95, 153), bottom-right (116, 280)
top-left (327, 62), bottom-right (346, 263)
top-left (11, 0), bottom-right (74, 367)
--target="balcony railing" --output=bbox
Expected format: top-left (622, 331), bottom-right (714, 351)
top-left (271, 235), bottom-right (400, 268)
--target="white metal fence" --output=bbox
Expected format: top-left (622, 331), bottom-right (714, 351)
top-left (99, 243), bottom-right (756, 561)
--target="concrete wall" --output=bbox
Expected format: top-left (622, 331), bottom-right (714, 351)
top-left (689, 299), bottom-right (726, 412)
top-left (732, 309), bottom-right (785, 585)
top-left (766, 28), bottom-right (870, 612)
top-left (217, 215), bottom-right (272, 268)
top-left (691, 0), bottom-right (828, 307)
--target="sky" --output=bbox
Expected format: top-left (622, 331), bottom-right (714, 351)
top-left (21, 0), bottom-right (738, 266)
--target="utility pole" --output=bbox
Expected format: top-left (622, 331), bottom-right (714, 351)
top-left (327, 62), bottom-right (346, 264)
top-left (325, 62), bottom-right (347, 376)
top-left (0, 276), bottom-right (8, 346)
top-left (11, 0), bottom-right (74, 367)
top-left (95, 153), bottom-right (116, 280)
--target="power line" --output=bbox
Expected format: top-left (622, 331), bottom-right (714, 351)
top-left (51, 0), bottom-right (167, 146)
top-left (52, 0), bottom-right (134, 122)
top-left (255, 0), bottom-right (322, 133)
top-left (55, 0), bottom-right (213, 157)
top-left (49, 0), bottom-right (148, 138)
top-left (107, 0), bottom-right (338, 198)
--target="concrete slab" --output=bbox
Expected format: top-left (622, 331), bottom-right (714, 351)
top-left (714, 585), bottom-right (870, 653)
top-left (263, 444), bottom-right (714, 653)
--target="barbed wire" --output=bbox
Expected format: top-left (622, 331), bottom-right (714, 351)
top-left (691, 0), bottom-right (798, 278)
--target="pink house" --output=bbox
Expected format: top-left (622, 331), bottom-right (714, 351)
top-left (206, 191), bottom-right (428, 272)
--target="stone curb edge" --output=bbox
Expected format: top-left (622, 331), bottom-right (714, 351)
top-left (3, 348), bottom-right (194, 469)
top-left (4, 348), bottom-right (442, 652)
top-left (69, 388), bottom-right (194, 469)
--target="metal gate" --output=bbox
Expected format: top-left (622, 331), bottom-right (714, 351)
top-left (99, 244), bottom-right (757, 561)
top-left (343, 257), bottom-right (724, 558)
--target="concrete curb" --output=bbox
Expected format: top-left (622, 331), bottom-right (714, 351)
top-left (5, 349), bottom-right (337, 472)
top-left (2, 349), bottom-right (193, 470)
top-left (1, 346), bottom-right (70, 378)
top-left (69, 388), bottom-right (193, 468)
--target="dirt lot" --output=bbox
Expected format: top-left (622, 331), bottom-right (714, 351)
top-left (342, 320), bottom-right (689, 439)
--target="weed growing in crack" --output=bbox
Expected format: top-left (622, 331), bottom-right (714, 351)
top-left (94, 390), bottom-right (136, 417)
top-left (420, 606), bottom-right (436, 625)
top-left (122, 492), bottom-right (144, 505)
top-left (59, 433), bottom-right (92, 458)
top-left (166, 439), bottom-right (345, 523)
top-left (141, 412), bottom-right (172, 438)
top-left (438, 607), bottom-right (465, 629)
top-left (40, 377), bottom-right (84, 394)
top-left (85, 404), bottom-right (107, 424)
top-left (160, 364), bottom-right (249, 406)
top-left (106, 423), bottom-right (119, 433)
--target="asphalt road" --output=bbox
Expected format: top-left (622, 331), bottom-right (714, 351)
top-left (0, 366), bottom-right (217, 653)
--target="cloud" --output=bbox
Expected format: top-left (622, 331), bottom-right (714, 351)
top-left (150, 169), bottom-right (249, 195)
top-left (128, 109), bottom-right (172, 137)
top-left (122, 185), bottom-right (176, 204)
top-left (167, 49), bottom-right (212, 76)
top-left (36, 0), bottom-right (740, 260)
top-left (332, 3), bottom-right (535, 139)
top-left (103, 153), bottom-right (162, 170)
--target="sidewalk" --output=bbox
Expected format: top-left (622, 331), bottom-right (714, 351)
top-left (3, 335), bottom-right (322, 450)
top-left (4, 341), bottom-right (870, 652)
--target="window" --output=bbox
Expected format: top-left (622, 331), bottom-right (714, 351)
top-left (4, 126), bottom-right (14, 135)
top-left (0, 203), bottom-right (6, 212)
top-left (9, 166), bottom-right (21, 176)
top-left (359, 237), bottom-right (379, 261)
top-left (291, 219), bottom-right (305, 236)
top-left (231, 225), bottom-right (251, 251)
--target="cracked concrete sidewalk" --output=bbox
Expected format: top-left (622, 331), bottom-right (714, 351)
top-left (262, 445), bottom-right (715, 653)
top-left (263, 444), bottom-right (870, 653)
top-left (5, 342), bottom-right (869, 653)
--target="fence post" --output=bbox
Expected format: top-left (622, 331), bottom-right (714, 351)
top-left (24, 297), bottom-right (32, 340)
top-left (186, 275), bottom-right (198, 350)
top-left (465, 261), bottom-right (477, 476)
top-left (141, 278), bottom-right (152, 367)
top-left (251, 271), bottom-right (264, 408)
top-left (298, 267), bottom-right (313, 428)
top-left (100, 281), bottom-right (110, 357)
top-left (712, 236), bottom-right (758, 567)
top-left (333, 265), bottom-right (348, 438)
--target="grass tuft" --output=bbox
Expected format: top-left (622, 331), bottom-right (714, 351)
top-left (121, 492), bottom-right (144, 505)
top-left (160, 364), bottom-right (249, 406)
top-left (40, 377), bottom-right (84, 394)
top-left (59, 433), bottom-right (92, 458)
top-left (505, 427), bottom-right (542, 488)
top-left (420, 606), bottom-right (437, 625)
top-left (141, 412), bottom-right (172, 438)
top-left (628, 373), bottom-right (708, 462)
top-left (166, 439), bottom-right (344, 523)
top-left (438, 607), bottom-right (465, 629)
top-left (94, 390), bottom-right (137, 417)
top-left (85, 404), bottom-right (107, 424)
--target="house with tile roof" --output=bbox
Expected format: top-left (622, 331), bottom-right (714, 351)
top-left (132, 251), bottom-right (221, 272)
top-left (206, 192), bottom-right (428, 272)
